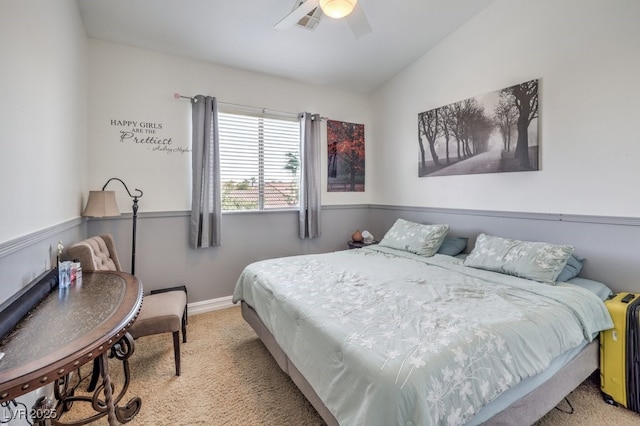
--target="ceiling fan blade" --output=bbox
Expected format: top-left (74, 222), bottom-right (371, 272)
top-left (274, 0), bottom-right (320, 30)
top-left (346, 3), bottom-right (372, 39)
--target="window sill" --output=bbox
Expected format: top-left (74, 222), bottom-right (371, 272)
top-left (221, 208), bottom-right (298, 215)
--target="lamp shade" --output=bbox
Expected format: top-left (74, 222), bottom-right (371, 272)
top-left (82, 190), bottom-right (121, 217)
top-left (319, 0), bottom-right (357, 19)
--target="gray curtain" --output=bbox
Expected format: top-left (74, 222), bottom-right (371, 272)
top-left (190, 95), bottom-right (221, 248)
top-left (299, 112), bottom-right (321, 239)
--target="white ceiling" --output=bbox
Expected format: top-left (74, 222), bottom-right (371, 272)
top-left (76, 0), bottom-right (494, 94)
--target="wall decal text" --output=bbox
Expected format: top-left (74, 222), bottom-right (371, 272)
top-left (109, 119), bottom-right (191, 155)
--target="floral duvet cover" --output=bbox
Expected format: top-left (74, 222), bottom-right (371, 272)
top-left (232, 246), bottom-right (612, 425)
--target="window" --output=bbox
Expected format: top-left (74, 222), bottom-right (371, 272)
top-left (218, 109), bottom-right (300, 211)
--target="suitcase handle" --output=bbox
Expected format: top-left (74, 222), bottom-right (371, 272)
top-left (622, 293), bottom-right (636, 303)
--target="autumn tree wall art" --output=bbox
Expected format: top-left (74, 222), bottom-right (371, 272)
top-left (328, 119), bottom-right (365, 192)
top-left (418, 79), bottom-right (539, 177)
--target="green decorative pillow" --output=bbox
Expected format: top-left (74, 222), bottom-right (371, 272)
top-left (556, 254), bottom-right (584, 282)
top-left (378, 219), bottom-right (449, 257)
top-left (463, 233), bottom-right (574, 284)
top-left (437, 237), bottom-right (468, 256)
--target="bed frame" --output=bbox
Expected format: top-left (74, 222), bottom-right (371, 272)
top-left (241, 301), bottom-right (599, 425)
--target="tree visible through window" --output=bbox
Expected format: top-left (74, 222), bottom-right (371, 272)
top-left (218, 111), bottom-right (300, 211)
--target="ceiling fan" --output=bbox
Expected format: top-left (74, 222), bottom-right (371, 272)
top-left (275, 0), bottom-right (372, 39)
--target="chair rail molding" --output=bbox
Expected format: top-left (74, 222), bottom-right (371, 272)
top-left (0, 218), bottom-right (83, 259)
top-left (368, 204), bottom-right (640, 227)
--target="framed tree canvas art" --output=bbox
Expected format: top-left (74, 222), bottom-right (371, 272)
top-left (328, 119), bottom-right (365, 192)
top-left (418, 79), bottom-right (539, 177)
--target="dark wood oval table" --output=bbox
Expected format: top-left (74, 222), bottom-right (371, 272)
top-left (0, 271), bottom-right (143, 425)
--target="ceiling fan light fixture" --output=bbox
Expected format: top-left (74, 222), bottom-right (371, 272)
top-left (319, 0), bottom-right (358, 19)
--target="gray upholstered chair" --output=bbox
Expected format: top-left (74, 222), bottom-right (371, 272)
top-left (68, 234), bottom-right (187, 376)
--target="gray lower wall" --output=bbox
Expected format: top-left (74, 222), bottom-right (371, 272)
top-left (86, 205), bottom-right (370, 303)
top-left (0, 218), bottom-right (85, 308)
top-left (4, 204), bottom-right (640, 306)
top-left (369, 205), bottom-right (640, 294)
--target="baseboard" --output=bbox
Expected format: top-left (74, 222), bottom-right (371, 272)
top-left (187, 295), bottom-right (235, 316)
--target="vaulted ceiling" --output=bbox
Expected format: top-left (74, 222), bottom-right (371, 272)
top-left (77, 0), bottom-right (494, 93)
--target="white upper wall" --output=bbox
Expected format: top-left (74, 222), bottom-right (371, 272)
top-left (87, 40), bottom-right (372, 213)
top-left (0, 0), bottom-right (88, 244)
top-left (3, 0), bottom-right (638, 248)
top-left (370, 0), bottom-right (640, 217)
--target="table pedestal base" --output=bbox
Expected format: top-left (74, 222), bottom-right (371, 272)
top-left (32, 332), bottom-right (141, 426)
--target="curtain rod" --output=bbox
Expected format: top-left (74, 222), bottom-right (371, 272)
top-left (173, 93), bottom-right (326, 120)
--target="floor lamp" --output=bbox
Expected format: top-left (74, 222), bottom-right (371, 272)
top-left (82, 178), bottom-right (143, 275)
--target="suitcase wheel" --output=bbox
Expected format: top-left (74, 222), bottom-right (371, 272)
top-left (602, 393), bottom-right (618, 406)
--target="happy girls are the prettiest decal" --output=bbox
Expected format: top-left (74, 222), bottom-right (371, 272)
top-left (110, 119), bottom-right (191, 155)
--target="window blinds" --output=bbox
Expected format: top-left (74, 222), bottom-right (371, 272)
top-left (218, 111), bottom-right (300, 211)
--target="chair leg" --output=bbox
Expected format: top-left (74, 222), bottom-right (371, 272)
top-left (172, 331), bottom-right (181, 376)
top-left (87, 358), bottom-right (101, 392)
top-left (182, 308), bottom-right (187, 343)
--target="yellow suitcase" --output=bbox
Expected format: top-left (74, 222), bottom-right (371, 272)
top-left (600, 292), bottom-right (640, 411)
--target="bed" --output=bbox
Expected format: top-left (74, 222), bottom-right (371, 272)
top-left (232, 222), bottom-right (613, 425)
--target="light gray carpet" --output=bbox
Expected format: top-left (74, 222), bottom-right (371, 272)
top-left (63, 307), bottom-right (640, 425)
